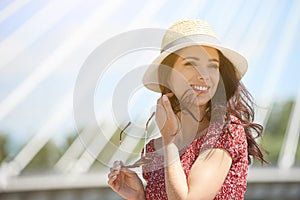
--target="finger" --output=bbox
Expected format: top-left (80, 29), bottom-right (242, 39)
top-left (120, 166), bottom-right (136, 174)
top-left (107, 175), bottom-right (118, 186)
top-left (156, 96), bottom-right (163, 106)
top-left (120, 168), bottom-right (139, 180)
top-left (156, 93), bottom-right (173, 104)
top-left (156, 96), bottom-right (165, 114)
top-left (110, 168), bottom-right (120, 177)
top-left (164, 93), bottom-right (174, 98)
top-left (108, 172), bottom-right (118, 180)
top-left (110, 161), bottom-right (121, 171)
top-left (110, 166), bottom-right (120, 172)
top-left (113, 160), bottom-right (122, 168)
top-left (162, 95), bottom-right (174, 115)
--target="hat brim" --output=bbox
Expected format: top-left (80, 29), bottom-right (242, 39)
top-left (142, 41), bottom-right (248, 93)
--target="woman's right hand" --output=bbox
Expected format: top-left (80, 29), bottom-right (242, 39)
top-left (107, 161), bottom-right (145, 200)
top-left (156, 93), bottom-right (181, 145)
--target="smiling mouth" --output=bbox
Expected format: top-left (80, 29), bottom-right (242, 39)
top-left (190, 84), bottom-right (210, 93)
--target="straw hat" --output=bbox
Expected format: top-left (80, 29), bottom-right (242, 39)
top-left (142, 19), bottom-right (248, 92)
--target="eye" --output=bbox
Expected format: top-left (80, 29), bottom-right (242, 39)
top-left (184, 61), bottom-right (192, 66)
top-left (207, 63), bottom-right (219, 69)
top-left (184, 61), bottom-right (197, 67)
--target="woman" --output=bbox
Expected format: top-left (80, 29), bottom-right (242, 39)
top-left (108, 19), bottom-right (266, 200)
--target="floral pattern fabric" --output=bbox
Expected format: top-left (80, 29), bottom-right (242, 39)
top-left (142, 116), bottom-right (248, 200)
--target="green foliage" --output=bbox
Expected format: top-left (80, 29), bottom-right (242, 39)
top-left (23, 140), bottom-right (63, 174)
top-left (260, 99), bottom-right (297, 165)
top-left (0, 134), bottom-right (8, 163)
top-left (96, 127), bottom-right (121, 166)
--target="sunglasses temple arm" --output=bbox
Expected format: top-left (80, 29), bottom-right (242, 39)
top-left (119, 121), bottom-right (131, 145)
top-left (143, 129), bottom-right (147, 157)
top-left (146, 112), bottom-right (155, 128)
top-left (143, 112), bottom-right (156, 157)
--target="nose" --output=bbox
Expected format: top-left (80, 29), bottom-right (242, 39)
top-left (194, 66), bottom-right (209, 80)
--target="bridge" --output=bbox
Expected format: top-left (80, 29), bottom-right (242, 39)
top-left (0, 0), bottom-right (300, 199)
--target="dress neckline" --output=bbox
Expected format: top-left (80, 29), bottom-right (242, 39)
top-left (148, 127), bottom-right (209, 158)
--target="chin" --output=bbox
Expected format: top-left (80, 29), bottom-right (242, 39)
top-left (193, 98), bottom-right (209, 107)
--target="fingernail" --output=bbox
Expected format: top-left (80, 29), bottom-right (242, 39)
top-left (113, 160), bottom-right (120, 165)
top-left (162, 95), bottom-right (168, 102)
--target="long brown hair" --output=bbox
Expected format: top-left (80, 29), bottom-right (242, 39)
top-left (158, 48), bottom-right (267, 164)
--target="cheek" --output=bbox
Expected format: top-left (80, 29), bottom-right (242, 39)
top-left (210, 73), bottom-right (220, 92)
top-left (169, 70), bottom-right (190, 86)
top-left (168, 71), bottom-right (190, 96)
top-left (211, 71), bottom-right (220, 84)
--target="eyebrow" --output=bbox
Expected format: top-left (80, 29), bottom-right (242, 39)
top-left (183, 56), bottom-right (219, 63)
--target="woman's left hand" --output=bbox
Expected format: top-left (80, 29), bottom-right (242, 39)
top-left (156, 93), bottom-right (181, 144)
top-left (108, 161), bottom-right (145, 200)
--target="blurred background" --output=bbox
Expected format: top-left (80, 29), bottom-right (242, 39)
top-left (0, 0), bottom-right (300, 199)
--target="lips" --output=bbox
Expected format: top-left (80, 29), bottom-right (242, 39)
top-left (190, 84), bottom-right (209, 93)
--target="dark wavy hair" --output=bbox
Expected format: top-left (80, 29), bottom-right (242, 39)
top-left (158, 48), bottom-right (267, 164)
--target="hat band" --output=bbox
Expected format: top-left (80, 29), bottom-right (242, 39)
top-left (161, 34), bottom-right (220, 53)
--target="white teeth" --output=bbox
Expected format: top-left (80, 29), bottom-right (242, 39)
top-left (191, 85), bottom-right (208, 91)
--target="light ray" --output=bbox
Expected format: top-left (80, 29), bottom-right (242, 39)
top-left (0, 0), bottom-right (32, 24)
top-left (255, 0), bottom-right (300, 125)
top-left (7, 91), bottom-right (73, 175)
top-left (240, 1), bottom-right (278, 62)
top-left (0, 0), bottom-right (82, 69)
top-left (0, 0), bottom-right (124, 121)
top-left (2, 0), bottom-right (125, 174)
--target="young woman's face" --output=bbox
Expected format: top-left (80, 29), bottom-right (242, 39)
top-left (167, 45), bottom-right (220, 107)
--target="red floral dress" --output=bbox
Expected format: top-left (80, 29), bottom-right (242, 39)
top-left (142, 116), bottom-right (248, 200)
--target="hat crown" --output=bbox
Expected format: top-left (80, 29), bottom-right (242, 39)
top-left (161, 19), bottom-right (218, 50)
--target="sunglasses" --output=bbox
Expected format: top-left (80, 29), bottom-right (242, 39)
top-left (119, 112), bottom-right (155, 168)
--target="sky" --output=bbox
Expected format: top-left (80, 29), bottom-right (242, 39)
top-left (0, 0), bottom-right (299, 149)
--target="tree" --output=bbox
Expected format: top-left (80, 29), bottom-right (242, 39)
top-left (0, 134), bottom-right (8, 163)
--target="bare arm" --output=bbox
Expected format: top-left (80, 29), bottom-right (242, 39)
top-left (163, 142), bottom-right (232, 200)
top-left (157, 94), bottom-right (232, 200)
